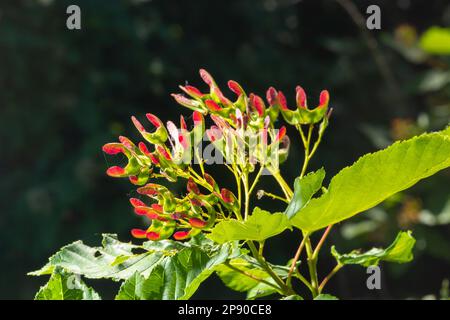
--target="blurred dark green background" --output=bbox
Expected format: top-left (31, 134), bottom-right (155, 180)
top-left (1, 0), bottom-right (449, 299)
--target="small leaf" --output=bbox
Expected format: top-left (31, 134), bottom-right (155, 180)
top-left (285, 168), bottom-right (325, 219)
top-left (30, 234), bottom-right (240, 300)
top-left (331, 231), bottom-right (416, 267)
top-left (291, 130), bottom-right (450, 232)
top-left (208, 207), bottom-right (292, 244)
top-left (35, 267), bottom-right (100, 300)
top-left (419, 27), bottom-right (450, 55)
top-left (314, 294), bottom-right (338, 300)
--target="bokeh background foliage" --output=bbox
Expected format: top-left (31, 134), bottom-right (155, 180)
top-left (1, 0), bottom-right (449, 299)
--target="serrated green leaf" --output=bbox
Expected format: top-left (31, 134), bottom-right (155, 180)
top-left (208, 207), bottom-right (292, 244)
top-left (291, 130), bottom-right (450, 232)
top-left (285, 168), bottom-right (325, 219)
top-left (116, 241), bottom-right (238, 300)
top-left (35, 267), bottom-right (100, 300)
top-left (332, 231), bottom-right (416, 267)
top-left (31, 234), bottom-right (240, 300)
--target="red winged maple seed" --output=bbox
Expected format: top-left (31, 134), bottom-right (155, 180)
top-left (173, 230), bottom-right (190, 240)
top-left (318, 90), bottom-right (330, 108)
top-left (130, 198), bottom-right (146, 207)
top-left (178, 133), bottom-right (189, 149)
top-left (133, 207), bottom-right (148, 216)
top-left (204, 173), bottom-right (216, 188)
top-left (149, 153), bottom-right (160, 165)
top-left (102, 143), bottom-right (124, 155)
top-left (199, 69), bottom-right (231, 105)
top-left (220, 188), bottom-right (234, 203)
top-left (187, 178), bottom-right (201, 195)
top-left (296, 86), bottom-right (307, 108)
top-left (266, 87), bottom-right (278, 105)
top-left (180, 115), bottom-right (187, 130)
top-left (134, 207), bottom-right (160, 220)
top-left (106, 166), bottom-right (126, 177)
top-left (189, 217), bottom-right (208, 228)
top-left (199, 69), bottom-right (214, 86)
top-left (206, 126), bottom-right (222, 142)
top-left (131, 116), bottom-right (146, 133)
top-left (131, 228), bottom-right (147, 239)
top-left (193, 111), bottom-right (204, 126)
top-left (276, 126), bottom-right (287, 142)
top-left (277, 91), bottom-right (288, 110)
top-left (171, 93), bottom-right (203, 112)
top-left (156, 145), bottom-right (172, 160)
top-left (151, 203), bottom-right (164, 213)
top-left (138, 142), bottom-right (151, 156)
top-left (190, 198), bottom-right (203, 207)
top-left (167, 121), bottom-right (179, 142)
top-left (129, 176), bottom-right (139, 184)
top-left (146, 232), bottom-right (160, 241)
top-left (249, 93), bottom-right (265, 117)
top-left (179, 85), bottom-right (203, 99)
top-left (228, 80), bottom-right (244, 96)
top-left (118, 136), bottom-right (134, 150)
top-left (146, 113), bottom-right (163, 128)
top-left (137, 185), bottom-right (159, 196)
top-left (205, 99), bottom-right (222, 112)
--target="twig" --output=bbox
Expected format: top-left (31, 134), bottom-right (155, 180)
top-left (319, 263), bottom-right (343, 293)
top-left (312, 225), bottom-right (333, 259)
top-left (287, 234), bottom-right (308, 285)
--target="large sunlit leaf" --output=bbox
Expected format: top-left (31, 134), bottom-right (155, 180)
top-left (284, 168), bottom-right (325, 219)
top-left (29, 234), bottom-right (166, 280)
top-left (331, 231), bottom-right (416, 267)
top-left (208, 207), bottom-right (292, 244)
top-left (35, 267), bottom-right (100, 300)
top-left (291, 129), bottom-right (450, 232)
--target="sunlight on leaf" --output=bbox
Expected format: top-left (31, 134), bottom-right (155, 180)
top-left (208, 207), bottom-right (292, 243)
top-left (291, 129), bottom-right (450, 232)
